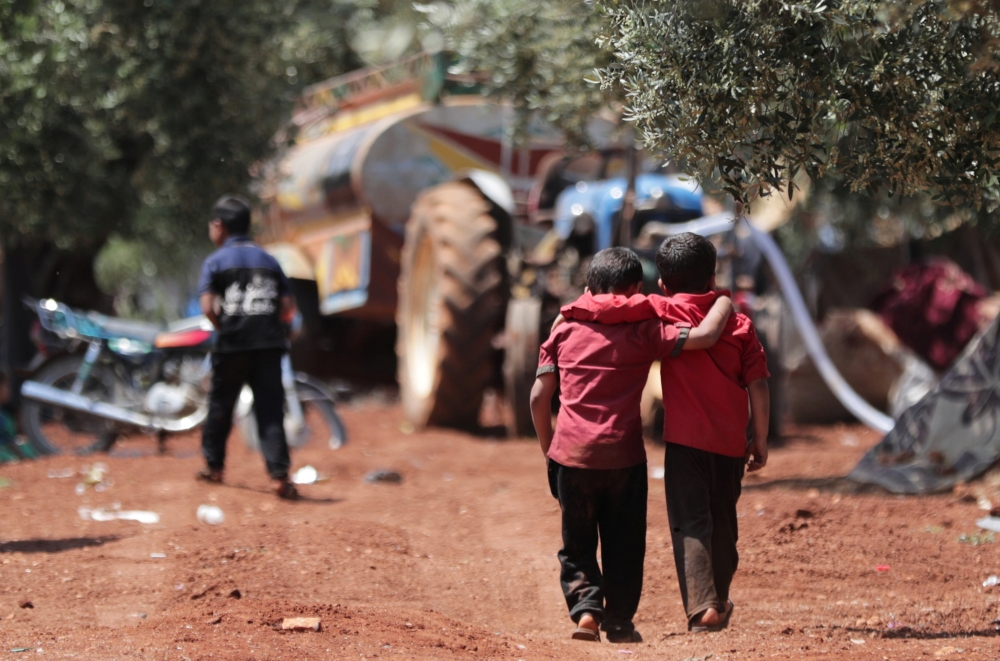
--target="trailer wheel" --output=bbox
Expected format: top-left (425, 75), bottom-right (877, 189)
top-left (397, 182), bottom-right (508, 429)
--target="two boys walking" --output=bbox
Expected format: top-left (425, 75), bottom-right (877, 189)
top-left (530, 232), bottom-right (770, 642)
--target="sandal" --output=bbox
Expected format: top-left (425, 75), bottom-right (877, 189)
top-left (196, 468), bottom-right (223, 484)
top-left (689, 600), bottom-right (735, 633)
top-left (274, 480), bottom-right (299, 500)
top-left (571, 626), bottom-right (600, 642)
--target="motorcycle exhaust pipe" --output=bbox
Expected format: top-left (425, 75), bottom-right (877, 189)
top-left (21, 381), bottom-right (207, 433)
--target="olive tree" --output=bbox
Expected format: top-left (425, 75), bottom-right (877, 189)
top-left (596, 0), bottom-right (1000, 209)
top-left (0, 0), bottom-right (364, 370)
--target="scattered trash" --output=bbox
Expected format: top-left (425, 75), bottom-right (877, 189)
top-left (850, 638), bottom-right (866, 645)
top-left (196, 505), bottom-right (225, 526)
top-left (976, 516), bottom-right (1000, 533)
top-left (281, 617), bottom-right (321, 631)
top-left (117, 511), bottom-right (159, 524)
top-left (9, 649), bottom-right (31, 654)
top-left (46, 468), bottom-right (74, 479)
top-left (291, 465), bottom-right (326, 485)
top-left (78, 505), bottom-right (159, 524)
top-left (983, 575), bottom-right (999, 588)
top-left (876, 565), bottom-right (891, 572)
top-left (205, 615), bottom-right (222, 625)
top-left (76, 463), bottom-right (113, 494)
top-left (150, 553), bottom-right (166, 559)
top-left (650, 466), bottom-right (665, 480)
top-left (516, 644), bottom-right (526, 650)
top-left (978, 496), bottom-right (994, 511)
top-left (365, 469), bottom-right (402, 484)
top-left (18, 600), bottom-right (33, 609)
top-left (959, 531), bottom-right (995, 546)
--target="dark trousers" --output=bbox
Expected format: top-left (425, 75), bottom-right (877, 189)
top-left (663, 442), bottom-right (744, 621)
top-left (552, 461), bottom-right (647, 634)
top-left (202, 349), bottom-right (290, 480)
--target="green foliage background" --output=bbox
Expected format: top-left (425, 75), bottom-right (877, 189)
top-left (0, 0), bottom-right (407, 319)
top-left (597, 0), bottom-right (1000, 209)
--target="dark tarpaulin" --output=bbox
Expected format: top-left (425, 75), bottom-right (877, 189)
top-left (849, 312), bottom-right (1000, 494)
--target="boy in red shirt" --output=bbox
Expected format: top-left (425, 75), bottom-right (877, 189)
top-left (530, 247), bottom-right (732, 643)
top-left (560, 232), bottom-right (770, 633)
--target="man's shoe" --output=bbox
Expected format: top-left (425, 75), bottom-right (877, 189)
top-left (195, 468), bottom-right (224, 484)
top-left (274, 479), bottom-right (299, 500)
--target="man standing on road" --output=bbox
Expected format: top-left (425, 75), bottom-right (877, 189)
top-left (196, 194), bottom-right (299, 500)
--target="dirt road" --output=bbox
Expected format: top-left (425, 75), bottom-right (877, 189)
top-left (1, 400), bottom-right (998, 659)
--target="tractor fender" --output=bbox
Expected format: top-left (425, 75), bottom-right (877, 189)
top-left (456, 170), bottom-right (515, 217)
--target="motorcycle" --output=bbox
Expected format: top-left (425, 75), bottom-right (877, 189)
top-left (20, 298), bottom-right (346, 455)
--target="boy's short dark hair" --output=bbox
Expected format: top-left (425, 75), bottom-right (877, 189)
top-left (656, 233), bottom-right (717, 294)
top-left (212, 195), bottom-right (252, 234)
top-left (587, 247), bottom-right (644, 295)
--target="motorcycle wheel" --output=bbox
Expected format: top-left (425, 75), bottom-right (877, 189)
top-left (237, 381), bottom-right (346, 452)
top-left (21, 355), bottom-right (122, 455)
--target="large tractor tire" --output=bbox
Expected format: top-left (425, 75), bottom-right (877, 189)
top-left (503, 297), bottom-right (542, 437)
top-left (397, 182), bottom-right (508, 429)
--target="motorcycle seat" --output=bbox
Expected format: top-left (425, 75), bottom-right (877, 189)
top-left (154, 328), bottom-right (214, 350)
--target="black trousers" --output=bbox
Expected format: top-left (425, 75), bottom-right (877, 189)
top-left (552, 460), bottom-right (647, 634)
top-left (663, 442), bottom-right (744, 621)
top-left (202, 349), bottom-right (290, 480)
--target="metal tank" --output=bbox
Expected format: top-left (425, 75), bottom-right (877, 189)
top-left (260, 53), bottom-right (616, 431)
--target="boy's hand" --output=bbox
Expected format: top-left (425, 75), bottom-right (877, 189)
top-left (746, 437), bottom-right (768, 472)
top-left (550, 314), bottom-right (566, 333)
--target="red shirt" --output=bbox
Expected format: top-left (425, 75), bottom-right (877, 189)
top-left (561, 290), bottom-right (769, 458)
top-left (538, 319), bottom-right (682, 469)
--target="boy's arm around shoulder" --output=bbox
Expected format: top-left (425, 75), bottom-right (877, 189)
top-left (681, 295), bottom-right (733, 351)
top-left (560, 291), bottom-right (660, 324)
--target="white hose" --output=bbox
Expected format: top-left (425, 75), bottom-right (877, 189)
top-left (660, 214), bottom-right (896, 434)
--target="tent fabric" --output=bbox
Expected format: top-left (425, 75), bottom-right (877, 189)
top-left (849, 312), bottom-right (1000, 494)
top-left (871, 258), bottom-right (986, 370)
